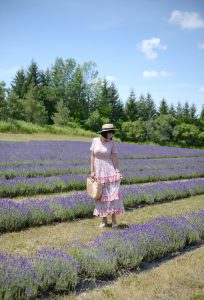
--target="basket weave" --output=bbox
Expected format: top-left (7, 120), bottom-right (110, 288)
top-left (86, 177), bottom-right (103, 200)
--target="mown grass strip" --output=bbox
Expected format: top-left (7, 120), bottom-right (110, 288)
top-left (0, 178), bottom-right (204, 233)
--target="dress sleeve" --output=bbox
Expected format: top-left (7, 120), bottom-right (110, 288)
top-left (90, 138), bottom-right (95, 151)
top-left (111, 141), bottom-right (118, 154)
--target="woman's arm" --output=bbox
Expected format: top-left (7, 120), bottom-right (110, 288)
top-left (111, 153), bottom-right (120, 173)
top-left (90, 151), bottom-right (95, 178)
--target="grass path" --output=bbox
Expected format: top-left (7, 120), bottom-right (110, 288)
top-left (0, 194), bottom-right (203, 255)
top-left (61, 245), bottom-right (204, 300)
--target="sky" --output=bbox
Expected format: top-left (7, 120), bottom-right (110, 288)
top-left (0, 0), bottom-right (204, 114)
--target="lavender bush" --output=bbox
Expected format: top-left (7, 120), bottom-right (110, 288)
top-left (0, 141), bottom-right (204, 165)
top-left (1, 209), bottom-right (204, 299)
top-left (0, 249), bottom-right (78, 299)
top-left (0, 166), bottom-right (204, 198)
top-left (0, 178), bottom-right (204, 233)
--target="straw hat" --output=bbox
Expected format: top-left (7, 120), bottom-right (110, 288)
top-left (97, 124), bottom-right (116, 134)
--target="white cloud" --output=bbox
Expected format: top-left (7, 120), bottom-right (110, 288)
top-left (137, 38), bottom-right (167, 60)
top-left (142, 70), bottom-right (174, 79)
top-left (106, 75), bottom-right (117, 82)
top-left (199, 86), bottom-right (204, 92)
top-left (198, 42), bottom-right (204, 49)
top-left (169, 10), bottom-right (204, 29)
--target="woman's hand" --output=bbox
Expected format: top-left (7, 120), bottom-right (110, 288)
top-left (91, 171), bottom-right (96, 179)
top-left (115, 169), bottom-right (123, 179)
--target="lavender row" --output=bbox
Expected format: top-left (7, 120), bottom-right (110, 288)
top-left (1, 209), bottom-right (204, 299)
top-left (1, 166), bottom-right (204, 198)
top-left (0, 178), bottom-right (204, 233)
top-left (1, 157), bottom-right (204, 179)
top-left (1, 140), bottom-right (204, 164)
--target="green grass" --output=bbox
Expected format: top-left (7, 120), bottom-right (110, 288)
top-left (0, 194), bottom-right (203, 256)
top-left (0, 120), bottom-right (95, 136)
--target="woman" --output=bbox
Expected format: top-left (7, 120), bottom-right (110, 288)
top-left (90, 124), bottom-right (125, 228)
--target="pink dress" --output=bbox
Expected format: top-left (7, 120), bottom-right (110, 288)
top-left (90, 137), bottom-right (125, 217)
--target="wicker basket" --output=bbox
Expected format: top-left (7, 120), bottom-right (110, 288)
top-left (86, 177), bottom-right (103, 200)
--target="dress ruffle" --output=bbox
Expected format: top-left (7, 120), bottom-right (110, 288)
top-left (93, 208), bottom-right (125, 217)
top-left (97, 174), bottom-right (121, 184)
top-left (101, 191), bottom-right (122, 202)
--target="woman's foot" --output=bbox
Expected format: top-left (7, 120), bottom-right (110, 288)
top-left (99, 223), bottom-right (107, 228)
top-left (112, 223), bottom-right (118, 229)
top-left (99, 217), bottom-right (107, 228)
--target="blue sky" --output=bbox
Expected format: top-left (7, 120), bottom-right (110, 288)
top-left (1, 0), bottom-right (204, 113)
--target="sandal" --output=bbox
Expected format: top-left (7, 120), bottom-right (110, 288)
top-left (112, 224), bottom-right (118, 229)
top-left (99, 223), bottom-right (107, 228)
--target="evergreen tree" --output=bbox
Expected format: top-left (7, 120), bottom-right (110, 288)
top-left (23, 83), bottom-right (48, 125)
top-left (169, 103), bottom-right (176, 116)
top-left (199, 105), bottom-right (204, 130)
top-left (0, 81), bottom-right (8, 120)
top-left (125, 89), bottom-right (138, 121)
top-left (145, 92), bottom-right (157, 120)
top-left (189, 103), bottom-right (197, 124)
top-left (7, 92), bottom-right (25, 120)
top-left (159, 98), bottom-right (169, 115)
top-left (182, 101), bottom-right (191, 123)
top-left (11, 68), bottom-right (27, 99)
top-left (52, 100), bottom-right (72, 126)
top-left (96, 79), bottom-right (111, 120)
top-left (176, 102), bottom-right (183, 122)
top-left (137, 94), bottom-right (146, 120)
top-left (108, 82), bottom-right (125, 126)
top-left (26, 60), bottom-right (41, 87)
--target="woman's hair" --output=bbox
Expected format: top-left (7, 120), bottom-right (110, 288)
top-left (101, 130), bottom-right (115, 138)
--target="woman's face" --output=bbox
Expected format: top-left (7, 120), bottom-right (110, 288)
top-left (106, 131), bottom-right (114, 140)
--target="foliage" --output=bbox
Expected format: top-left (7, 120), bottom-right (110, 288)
top-left (1, 57), bottom-right (203, 147)
top-left (173, 123), bottom-right (202, 146)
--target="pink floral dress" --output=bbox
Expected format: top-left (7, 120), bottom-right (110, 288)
top-left (90, 137), bottom-right (125, 217)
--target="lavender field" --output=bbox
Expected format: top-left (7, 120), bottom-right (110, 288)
top-left (0, 139), bottom-right (204, 299)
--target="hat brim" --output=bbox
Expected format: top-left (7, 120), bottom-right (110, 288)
top-left (97, 129), bottom-right (116, 134)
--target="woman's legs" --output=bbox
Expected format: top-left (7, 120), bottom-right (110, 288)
top-left (99, 216), bottom-right (107, 228)
top-left (102, 217), bottom-right (107, 224)
top-left (111, 213), bottom-right (117, 225)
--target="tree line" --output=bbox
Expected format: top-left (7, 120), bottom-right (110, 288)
top-left (0, 57), bottom-right (203, 147)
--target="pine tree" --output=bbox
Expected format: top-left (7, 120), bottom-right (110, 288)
top-left (176, 102), bottom-right (183, 122)
top-left (189, 103), bottom-right (197, 124)
top-left (52, 100), bottom-right (72, 126)
top-left (145, 92), bottom-right (157, 120)
top-left (0, 81), bottom-right (8, 120)
top-left (11, 68), bottom-right (27, 99)
top-left (23, 83), bottom-right (48, 125)
top-left (97, 79), bottom-right (111, 120)
top-left (26, 60), bottom-right (41, 87)
top-left (137, 94), bottom-right (146, 120)
top-left (199, 105), bottom-right (204, 129)
top-left (159, 98), bottom-right (169, 115)
top-left (108, 82), bottom-right (125, 126)
top-left (182, 101), bottom-right (191, 123)
top-left (125, 89), bottom-right (138, 121)
top-left (169, 103), bottom-right (176, 116)
top-left (7, 92), bottom-right (25, 120)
